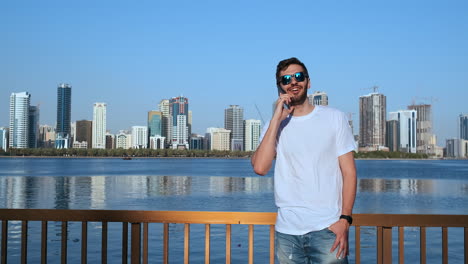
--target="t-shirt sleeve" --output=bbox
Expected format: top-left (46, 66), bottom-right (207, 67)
top-left (336, 112), bottom-right (357, 157)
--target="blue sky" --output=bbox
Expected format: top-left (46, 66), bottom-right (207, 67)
top-left (1, 0), bottom-right (467, 145)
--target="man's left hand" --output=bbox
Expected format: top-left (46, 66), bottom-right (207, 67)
top-left (328, 219), bottom-right (350, 259)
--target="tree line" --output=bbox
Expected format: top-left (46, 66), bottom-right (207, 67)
top-left (0, 148), bottom-right (429, 159)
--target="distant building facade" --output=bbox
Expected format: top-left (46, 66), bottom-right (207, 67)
top-left (55, 83), bottom-right (72, 149)
top-left (75, 120), bottom-right (92, 148)
top-left (39, 125), bottom-right (55, 148)
top-left (188, 110), bottom-right (192, 137)
top-left (388, 110), bottom-right (417, 153)
top-left (148, 111), bottom-right (163, 140)
top-left (92, 103), bottom-right (107, 149)
top-left (407, 104), bottom-right (436, 155)
top-left (460, 114), bottom-right (468, 140)
top-left (9, 92), bottom-right (31, 149)
top-left (149, 136), bottom-right (166, 149)
top-left (386, 120), bottom-right (399, 152)
top-left (225, 105), bottom-right (244, 151)
top-left (105, 133), bottom-right (114, 149)
top-left (205, 127), bottom-right (230, 151)
top-left (211, 128), bottom-right (231, 151)
top-left (0, 128), bottom-right (8, 151)
top-left (446, 138), bottom-right (468, 158)
top-left (189, 134), bottom-right (204, 150)
top-left (244, 119), bottom-right (261, 151)
top-left (359, 93), bottom-right (387, 151)
top-left (116, 131), bottom-right (132, 149)
top-left (72, 141), bottom-right (88, 149)
top-left (170, 96), bottom-right (189, 149)
top-left (132, 126), bottom-right (148, 149)
top-left (28, 105), bottom-right (40, 148)
top-left (158, 99), bottom-right (171, 147)
top-left (308, 91), bottom-right (328, 106)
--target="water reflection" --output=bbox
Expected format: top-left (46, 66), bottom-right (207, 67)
top-left (1, 174), bottom-right (468, 213)
top-left (359, 178), bottom-right (468, 196)
top-left (0, 175), bottom-right (274, 210)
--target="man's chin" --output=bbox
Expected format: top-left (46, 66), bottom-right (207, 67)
top-left (290, 98), bottom-right (308, 106)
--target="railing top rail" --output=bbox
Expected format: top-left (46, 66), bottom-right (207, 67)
top-left (0, 209), bottom-right (467, 227)
top-left (0, 209), bottom-right (277, 225)
top-left (354, 213), bottom-right (468, 227)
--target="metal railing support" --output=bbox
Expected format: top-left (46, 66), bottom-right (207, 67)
top-left (131, 223), bottom-right (141, 264)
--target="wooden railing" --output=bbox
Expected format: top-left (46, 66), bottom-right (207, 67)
top-left (0, 209), bottom-right (467, 264)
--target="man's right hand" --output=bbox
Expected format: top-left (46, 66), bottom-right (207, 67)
top-left (274, 94), bottom-right (294, 121)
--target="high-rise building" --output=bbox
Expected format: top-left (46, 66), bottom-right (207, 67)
top-left (158, 99), bottom-right (171, 147)
top-left (308, 91), bottom-right (328, 106)
top-left (244, 119), bottom-right (261, 151)
top-left (359, 93), bottom-right (386, 151)
top-left (9, 92), bottom-right (31, 149)
top-left (407, 104), bottom-right (435, 154)
top-left (460, 114), bottom-right (468, 140)
top-left (386, 120), bottom-right (399, 152)
top-left (56, 83), bottom-right (72, 149)
top-left (92, 103), bottom-right (107, 149)
top-left (188, 110), bottom-right (192, 136)
top-left (224, 105), bottom-right (244, 151)
top-left (388, 110), bottom-right (417, 153)
top-left (28, 105), bottom-right (40, 148)
top-left (170, 96), bottom-right (189, 149)
top-left (148, 111), bottom-right (162, 138)
top-left (0, 128), bottom-right (8, 151)
top-left (132, 126), bottom-right (148, 149)
top-left (75, 120), bottom-right (92, 148)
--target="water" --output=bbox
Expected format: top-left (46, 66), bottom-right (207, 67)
top-left (1, 158), bottom-right (467, 263)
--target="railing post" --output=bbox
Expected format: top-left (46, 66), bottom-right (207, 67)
top-left (2, 220), bottom-right (7, 264)
top-left (131, 223), bottom-right (141, 264)
top-left (21, 221), bottom-right (28, 264)
top-left (382, 227), bottom-right (392, 264)
top-left (377, 226), bottom-right (392, 264)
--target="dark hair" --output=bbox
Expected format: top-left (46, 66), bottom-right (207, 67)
top-left (275, 57), bottom-right (309, 86)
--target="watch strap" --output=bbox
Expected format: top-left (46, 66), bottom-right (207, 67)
top-left (339, 214), bottom-right (353, 225)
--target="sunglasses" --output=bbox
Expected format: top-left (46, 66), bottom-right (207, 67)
top-left (280, 72), bottom-right (308, 85)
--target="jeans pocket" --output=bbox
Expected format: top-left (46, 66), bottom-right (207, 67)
top-left (325, 227), bottom-right (337, 237)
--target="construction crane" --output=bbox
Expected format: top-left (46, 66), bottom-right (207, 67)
top-left (410, 96), bottom-right (439, 106)
top-left (361, 85), bottom-right (379, 93)
top-left (347, 112), bottom-right (355, 135)
top-left (254, 103), bottom-right (265, 124)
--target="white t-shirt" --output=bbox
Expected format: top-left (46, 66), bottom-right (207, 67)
top-left (259, 105), bottom-right (356, 235)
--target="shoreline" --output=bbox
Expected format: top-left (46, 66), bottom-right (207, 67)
top-left (0, 156), bottom-right (461, 160)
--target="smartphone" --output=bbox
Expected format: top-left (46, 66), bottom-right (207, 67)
top-left (277, 86), bottom-right (290, 109)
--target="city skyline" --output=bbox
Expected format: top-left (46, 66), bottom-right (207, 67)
top-left (1, 1), bottom-right (468, 145)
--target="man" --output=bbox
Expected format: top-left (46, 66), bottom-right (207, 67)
top-left (251, 57), bottom-right (357, 263)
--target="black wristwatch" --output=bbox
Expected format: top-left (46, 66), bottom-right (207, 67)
top-left (339, 215), bottom-right (353, 225)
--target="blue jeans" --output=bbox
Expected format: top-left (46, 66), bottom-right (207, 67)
top-left (275, 229), bottom-right (348, 264)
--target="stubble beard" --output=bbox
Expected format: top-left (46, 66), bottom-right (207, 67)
top-left (289, 85), bottom-right (308, 106)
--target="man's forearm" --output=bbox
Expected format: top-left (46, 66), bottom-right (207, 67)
top-left (339, 152), bottom-right (357, 216)
top-left (341, 175), bottom-right (356, 216)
